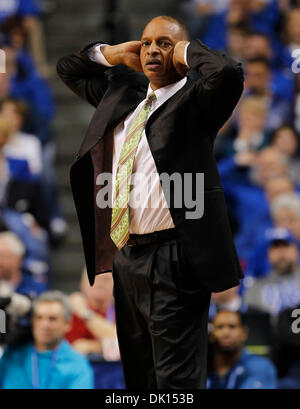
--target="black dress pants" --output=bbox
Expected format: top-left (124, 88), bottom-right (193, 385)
top-left (112, 237), bottom-right (211, 389)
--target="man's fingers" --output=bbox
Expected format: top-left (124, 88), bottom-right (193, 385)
top-left (125, 41), bottom-right (142, 54)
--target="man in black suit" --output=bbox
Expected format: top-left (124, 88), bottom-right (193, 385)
top-left (57, 15), bottom-right (244, 389)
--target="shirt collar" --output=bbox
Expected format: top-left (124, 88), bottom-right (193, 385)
top-left (146, 77), bottom-right (187, 104)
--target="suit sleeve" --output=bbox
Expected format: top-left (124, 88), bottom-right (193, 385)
top-left (186, 39), bottom-right (244, 135)
top-left (56, 42), bottom-right (110, 108)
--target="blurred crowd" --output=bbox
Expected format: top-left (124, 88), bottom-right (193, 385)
top-left (1, 0), bottom-right (300, 390)
top-left (179, 0), bottom-right (300, 389)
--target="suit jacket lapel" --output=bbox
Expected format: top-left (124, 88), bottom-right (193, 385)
top-left (79, 83), bottom-right (147, 157)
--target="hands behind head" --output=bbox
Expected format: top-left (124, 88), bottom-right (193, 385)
top-left (102, 40), bottom-right (189, 77)
top-left (102, 41), bottom-right (143, 72)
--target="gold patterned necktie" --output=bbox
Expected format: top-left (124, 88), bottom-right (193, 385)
top-left (110, 91), bottom-right (157, 249)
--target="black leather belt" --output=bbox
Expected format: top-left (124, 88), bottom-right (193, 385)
top-left (127, 228), bottom-right (177, 247)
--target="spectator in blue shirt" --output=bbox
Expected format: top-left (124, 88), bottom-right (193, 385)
top-left (243, 31), bottom-right (296, 101)
top-left (244, 57), bottom-right (293, 133)
top-left (0, 290), bottom-right (94, 389)
top-left (279, 8), bottom-right (300, 71)
top-left (0, 231), bottom-right (46, 297)
top-left (0, 0), bottom-right (40, 24)
top-left (207, 310), bottom-right (277, 389)
top-left (0, 0), bottom-right (52, 77)
top-left (245, 194), bottom-right (300, 278)
top-left (1, 208), bottom-right (49, 278)
top-left (202, 0), bottom-right (281, 51)
top-left (244, 230), bottom-right (300, 315)
top-left (218, 147), bottom-right (294, 262)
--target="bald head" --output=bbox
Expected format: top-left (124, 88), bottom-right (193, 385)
top-left (144, 16), bottom-right (190, 42)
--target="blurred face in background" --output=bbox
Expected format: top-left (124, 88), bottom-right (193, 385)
top-left (255, 148), bottom-right (288, 186)
top-left (265, 177), bottom-right (294, 202)
top-left (268, 242), bottom-right (299, 275)
top-left (0, 240), bottom-right (22, 286)
top-left (212, 311), bottom-right (247, 353)
top-left (9, 27), bottom-right (27, 50)
top-left (1, 101), bottom-right (23, 133)
top-left (287, 10), bottom-right (300, 44)
top-left (227, 28), bottom-right (247, 58)
top-left (239, 99), bottom-right (267, 132)
top-left (244, 35), bottom-right (271, 60)
top-left (32, 301), bottom-right (70, 351)
top-left (272, 127), bottom-right (299, 158)
top-left (273, 208), bottom-right (300, 240)
top-left (80, 272), bottom-right (113, 313)
top-left (245, 62), bottom-right (270, 95)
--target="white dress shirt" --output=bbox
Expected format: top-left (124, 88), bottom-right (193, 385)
top-left (90, 45), bottom-right (188, 234)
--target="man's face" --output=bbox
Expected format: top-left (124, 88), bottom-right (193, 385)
top-left (1, 102), bottom-right (22, 132)
top-left (0, 241), bottom-right (22, 285)
top-left (245, 63), bottom-right (270, 95)
top-left (244, 36), bottom-right (271, 60)
top-left (140, 18), bottom-right (184, 89)
top-left (268, 243), bottom-right (298, 275)
top-left (32, 301), bottom-right (70, 350)
top-left (265, 177), bottom-right (294, 202)
top-left (287, 11), bottom-right (300, 44)
top-left (256, 149), bottom-right (287, 185)
top-left (212, 311), bottom-right (247, 353)
top-left (273, 128), bottom-right (298, 157)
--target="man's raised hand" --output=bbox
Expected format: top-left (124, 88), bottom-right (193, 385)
top-left (173, 41), bottom-right (189, 77)
top-left (102, 41), bottom-right (143, 72)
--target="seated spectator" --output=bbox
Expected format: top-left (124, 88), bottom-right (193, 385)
top-left (0, 0), bottom-right (40, 25)
top-left (66, 269), bottom-right (118, 359)
top-left (244, 230), bottom-right (300, 314)
top-left (1, 15), bottom-right (36, 75)
top-left (1, 99), bottom-right (42, 179)
top-left (236, 176), bottom-right (297, 270)
top-left (0, 45), bottom-right (54, 144)
top-left (245, 191), bottom-right (300, 277)
top-left (245, 57), bottom-right (293, 132)
top-left (0, 99), bottom-right (65, 239)
top-left (0, 208), bottom-right (49, 278)
top-left (244, 31), bottom-right (295, 100)
top-left (218, 147), bottom-right (292, 261)
top-left (227, 22), bottom-right (249, 61)
top-left (0, 231), bottom-right (46, 296)
top-left (271, 193), bottom-right (300, 244)
top-left (0, 0), bottom-right (50, 77)
top-left (186, 0), bottom-right (231, 39)
top-left (0, 114), bottom-right (49, 231)
top-left (202, 0), bottom-right (281, 51)
top-left (207, 310), bottom-right (277, 389)
top-left (223, 96), bottom-right (269, 157)
top-left (280, 7), bottom-right (300, 70)
top-left (271, 125), bottom-right (300, 184)
top-left (0, 290), bottom-right (94, 388)
top-left (0, 231), bottom-right (46, 346)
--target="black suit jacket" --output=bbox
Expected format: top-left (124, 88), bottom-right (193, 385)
top-left (57, 39), bottom-right (244, 292)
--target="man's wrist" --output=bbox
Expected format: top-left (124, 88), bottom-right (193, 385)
top-left (89, 44), bottom-right (115, 67)
top-left (102, 45), bottom-right (122, 66)
top-left (174, 41), bottom-right (190, 67)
